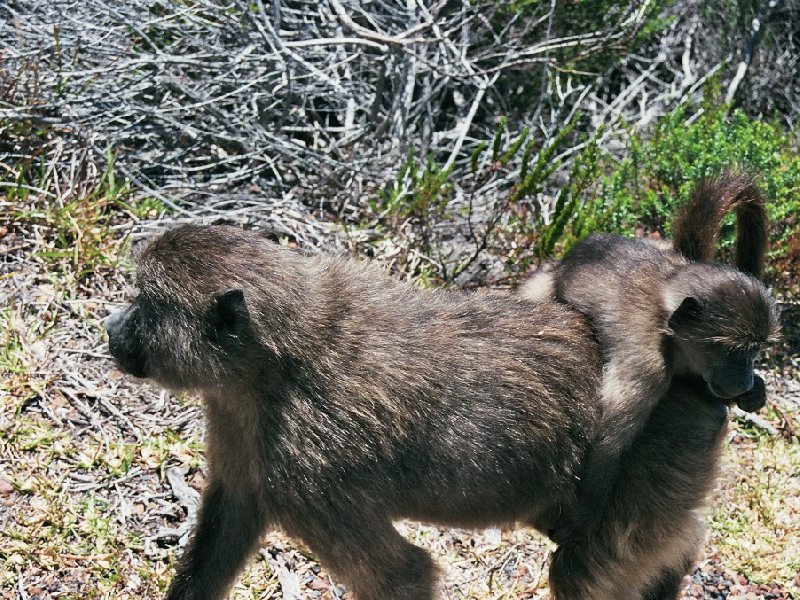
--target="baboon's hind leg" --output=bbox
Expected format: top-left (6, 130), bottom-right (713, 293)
top-left (294, 512), bottom-right (438, 600)
top-left (549, 516), bottom-right (703, 600)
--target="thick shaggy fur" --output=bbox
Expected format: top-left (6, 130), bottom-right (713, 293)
top-left (549, 375), bottom-right (729, 599)
top-left (519, 172), bottom-right (780, 546)
top-left (108, 224), bottom-right (606, 600)
top-left (106, 224), bottom-right (741, 599)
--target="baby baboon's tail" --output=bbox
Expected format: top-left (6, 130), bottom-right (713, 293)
top-left (672, 171), bottom-right (768, 279)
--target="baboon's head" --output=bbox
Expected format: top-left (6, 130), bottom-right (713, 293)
top-left (665, 264), bottom-right (780, 399)
top-left (104, 225), bottom-right (278, 391)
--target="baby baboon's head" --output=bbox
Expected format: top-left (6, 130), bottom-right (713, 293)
top-left (665, 264), bottom-right (779, 399)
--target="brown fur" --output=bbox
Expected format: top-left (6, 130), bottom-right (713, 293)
top-left (672, 172), bottom-right (769, 278)
top-left (105, 224), bottom-right (743, 599)
top-left (519, 172), bottom-right (780, 546)
top-left (107, 224), bottom-right (607, 600)
top-left (549, 375), bottom-right (729, 599)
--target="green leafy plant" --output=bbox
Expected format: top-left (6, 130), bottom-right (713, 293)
top-left (372, 148), bottom-right (455, 267)
top-left (545, 87), bottom-right (800, 302)
top-left (574, 96), bottom-right (800, 247)
top-left (2, 141), bottom-right (168, 282)
top-left (368, 114), bottom-right (586, 283)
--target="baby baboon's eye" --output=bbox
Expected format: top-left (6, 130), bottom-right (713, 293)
top-left (725, 348), bottom-right (755, 365)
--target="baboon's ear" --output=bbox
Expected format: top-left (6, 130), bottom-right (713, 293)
top-left (667, 296), bottom-right (703, 333)
top-left (210, 288), bottom-right (249, 339)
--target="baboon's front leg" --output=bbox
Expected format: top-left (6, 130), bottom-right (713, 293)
top-left (166, 481), bottom-right (266, 600)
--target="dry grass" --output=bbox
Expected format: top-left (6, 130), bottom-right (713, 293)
top-left (1, 167), bottom-right (798, 599)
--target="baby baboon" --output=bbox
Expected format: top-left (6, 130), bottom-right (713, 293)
top-left (520, 172), bottom-right (780, 542)
top-left (106, 224), bottom-right (607, 600)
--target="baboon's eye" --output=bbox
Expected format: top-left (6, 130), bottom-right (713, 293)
top-left (724, 348), bottom-right (756, 363)
top-left (719, 348), bottom-right (755, 374)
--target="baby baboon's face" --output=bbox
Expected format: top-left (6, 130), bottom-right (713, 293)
top-left (667, 279), bottom-right (777, 402)
top-left (699, 345), bottom-right (757, 399)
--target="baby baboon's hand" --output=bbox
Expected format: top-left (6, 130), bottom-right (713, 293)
top-left (734, 374), bottom-right (766, 413)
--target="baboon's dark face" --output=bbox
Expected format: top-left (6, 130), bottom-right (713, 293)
top-left (105, 286), bottom-right (251, 391)
top-left (667, 273), bottom-right (779, 400)
top-left (105, 301), bottom-right (149, 378)
top-left (697, 345), bottom-right (756, 399)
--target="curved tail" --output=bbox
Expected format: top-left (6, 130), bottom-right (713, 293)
top-left (671, 171), bottom-right (768, 279)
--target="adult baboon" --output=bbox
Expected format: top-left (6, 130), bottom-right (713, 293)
top-left (520, 172), bottom-right (780, 542)
top-left (106, 224), bottom-right (606, 600)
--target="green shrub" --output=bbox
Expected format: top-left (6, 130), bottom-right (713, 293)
top-left (571, 98), bottom-right (800, 250)
top-left (558, 93), bottom-right (800, 297)
top-left (364, 88), bottom-right (799, 293)
top-left (366, 114), bottom-right (595, 283)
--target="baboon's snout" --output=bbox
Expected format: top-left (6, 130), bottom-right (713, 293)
top-left (103, 308), bottom-right (127, 339)
top-left (708, 368), bottom-right (755, 399)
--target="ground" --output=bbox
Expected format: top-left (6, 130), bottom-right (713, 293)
top-left (1, 208), bottom-right (798, 599)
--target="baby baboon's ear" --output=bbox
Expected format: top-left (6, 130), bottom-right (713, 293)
top-left (210, 288), bottom-right (250, 340)
top-left (667, 296), bottom-right (703, 334)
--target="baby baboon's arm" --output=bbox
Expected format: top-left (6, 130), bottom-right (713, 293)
top-left (554, 352), bottom-right (671, 543)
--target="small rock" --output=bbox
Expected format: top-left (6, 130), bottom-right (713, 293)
top-left (484, 527), bottom-right (502, 545)
top-left (0, 477), bottom-right (14, 497)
